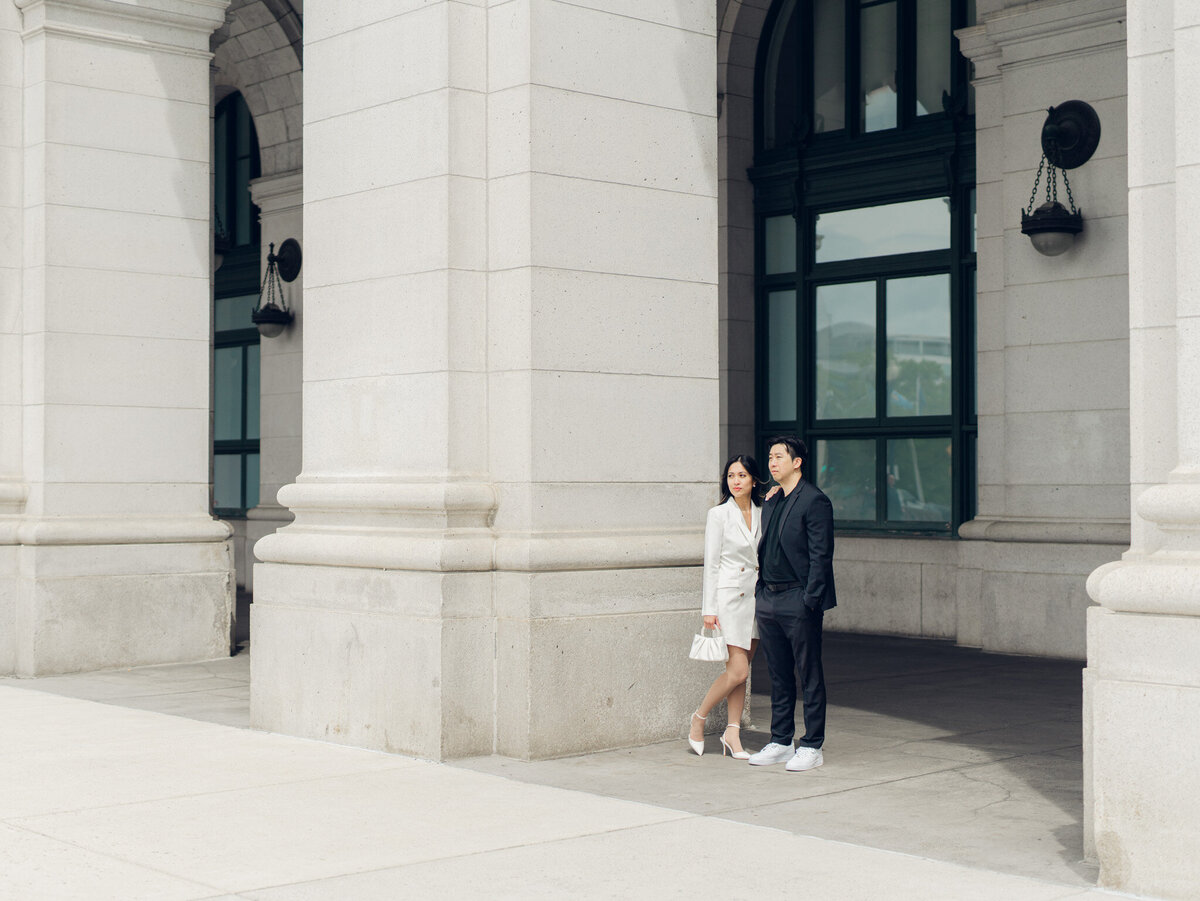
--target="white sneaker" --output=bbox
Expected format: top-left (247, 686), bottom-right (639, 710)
top-left (786, 747), bottom-right (823, 772)
top-left (748, 742), bottom-right (794, 766)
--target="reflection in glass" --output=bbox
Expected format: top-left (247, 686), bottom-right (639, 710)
top-left (813, 0), bottom-right (846, 132)
top-left (970, 187), bottom-right (977, 252)
top-left (213, 453), bottom-right (242, 510)
top-left (886, 275), bottom-right (951, 416)
top-left (768, 290), bottom-right (798, 421)
top-left (816, 197), bottom-right (950, 262)
top-left (764, 215), bottom-right (797, 274)
top-left (213, 346), bottom-right (244, 441)
top-left (916, 0), bottom-right (952, 118)
top-left (764, 0), bottom-right (800, 148)
top-left (861, 1), bottom-right (897, 132)
top-left (816, 439), bottom-right (876, 521)
top-left (246, 453), bottom-right (260, 510)
top-left (246, 344), bottom-right (261, 441)
top-left (886, 437), bottom-right (952, 525)
top-left (215, 294), bottom-right (258, 332)
top-left (816, 282), bottom-right (876, 420)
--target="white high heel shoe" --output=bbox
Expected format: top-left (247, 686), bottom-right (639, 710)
top-left (720, 724), bottom-right (751, 760)
top-left (688, 711), bottom-right (706, 756)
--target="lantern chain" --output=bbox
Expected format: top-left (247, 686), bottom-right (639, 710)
top-left (1026, 156), bottom-right (1046, 215)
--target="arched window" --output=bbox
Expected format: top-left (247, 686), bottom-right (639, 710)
top-left (753, 0), bottom-right (976, 533)
top-left (212, 92), bottom-right (262, 518)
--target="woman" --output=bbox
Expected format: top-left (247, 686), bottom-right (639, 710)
top-left (687, 454), bottom-right (762, 758)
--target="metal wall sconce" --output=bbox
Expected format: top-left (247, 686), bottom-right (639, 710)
top-left (1020, 100), bottom-right (1101, 256)
top-left (252, 238), bottom-right (302, 338)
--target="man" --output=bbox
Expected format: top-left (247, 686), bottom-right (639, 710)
top-left (748, 436), bottom-right (837, 772)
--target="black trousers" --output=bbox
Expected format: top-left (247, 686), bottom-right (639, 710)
top-left (755, 584), bottom-right (826, 749)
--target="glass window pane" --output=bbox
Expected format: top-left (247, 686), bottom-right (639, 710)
top-left (861, 1), bottom-right (897, 132)
top-left (213, 453), bottom-right (243, 511)
top-left (816, 197), bottom-right (951, 262)
top-left (915, 0), bottom-right (952, 118)
top-left (236, 157), bottom-right (252, 243)
top-left (813, 0), bottom-right (846, 133)
top-left (886, 437), bottom-right (951, 526)
top-left (213, 346), bottom-right (244, 440)
top-left (245, 343), bottom-right (261, 441)
top-left (816, 281), bottom-right (876, 419)
top-left (214, 109), bottom-right (228, 237)
top-left (886, 274), bottom-right (951, 417)
top-left (764, 0), bottom-right (800, 148)
top-left (767, 290), bottom-right (798, 421)
top-left (215, 294), bottom-right (259, 332)
top-left (246, 453), bottom-right (260, 510)
top-left (764, 215), bottom-right (797, 274)
top-left (815, 439), bottom-right (876, 521)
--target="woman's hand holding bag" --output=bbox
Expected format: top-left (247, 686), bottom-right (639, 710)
top-left (689, 626), bottom-right (728, 662)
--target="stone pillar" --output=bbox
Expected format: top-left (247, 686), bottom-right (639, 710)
top-left (251, 1), bottom-right (497, 759)
top-left (253, 0), bottom-right (719, 760)
top-left (1085, 2), bottom-right (1200, 897)
top-left (244, 171), bottom-right (302, 593)
top-left (486, 0), bottom-right (719, 758)
top-left (0, 0), bottom-right (234, 675)
top-left (956, 0), bottom-right (1128, 659)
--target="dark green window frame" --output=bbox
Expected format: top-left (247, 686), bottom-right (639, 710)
top-left (752, 0), bottom-right (976, 535)
top-left (212, 92), bottom-right (262, 519)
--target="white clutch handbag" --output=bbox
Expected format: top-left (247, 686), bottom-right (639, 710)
top-left (689, 627), bottom-right (728, 663)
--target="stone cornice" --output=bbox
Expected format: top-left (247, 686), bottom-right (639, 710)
top-left (959, 516), bottom-right (1130, 545)
top-left (0, 514), bottom-right (232, 546)
top-left (15, 0), bottom-right (230, 56)
top-left (958, 0), bottom-right (1126, 71)
top-left (249, 170), bottom-right (303, 216)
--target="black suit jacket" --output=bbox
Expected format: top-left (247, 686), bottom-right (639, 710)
top-left (757, 480), bottom-right (838, 612)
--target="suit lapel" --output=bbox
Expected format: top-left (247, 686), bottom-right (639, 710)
top-left (775, 480), bottom-right (807, 536)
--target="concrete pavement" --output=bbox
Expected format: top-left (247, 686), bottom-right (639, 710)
top-left (0, 635), bottom-right (1153, 900)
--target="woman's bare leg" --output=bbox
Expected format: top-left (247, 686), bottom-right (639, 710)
top-left (691, 645), bottom-right (751, 744)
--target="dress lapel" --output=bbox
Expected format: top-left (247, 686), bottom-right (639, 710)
top-left (728, 497), bottom-right (753, 543)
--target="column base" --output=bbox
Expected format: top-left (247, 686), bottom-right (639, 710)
top-left (495, 566), bottom-right (712, 760)
top-left (250, 562), bottom-right (495, 760)
top-left (1087, 606), bottom-right (1200, 899)
top-left (4, 535), bottom-right (234, 676)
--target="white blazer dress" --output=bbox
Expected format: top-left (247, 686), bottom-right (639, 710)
top-left (700, 497), bottom-right (762, 651)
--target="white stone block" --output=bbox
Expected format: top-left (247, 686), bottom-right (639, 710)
top-left (825, 559), bottom-right (922, 636)
top-left (491, 481), bottom-right (716, 534)
top-left (38, 333), bottom-right (206, 410)
top-left (486, 85), bottom-right (532, 179)
top-left (487, 369), bottom-right (533, 483)
top-left (486, 267), bottom-right (533, 372)
top-left (306, 0), bottom-right (433, 44)
top-left (41, 269), bottom-right (209, 339)
top-left (42, 206), bottom-right (208, 279)
top-left (305, 6), bottom-right (450, 124)
top-left (303, 273), bottom-right (452, 381)
top-left (1005, 407), bottom-right (1130, 486)
top-left (1003, 340), bottom-right (1128, 414)
top-left (304, 179), bottom-right (450, 288)
top-left (528, 86), bottom-right (717, 195)
top-left (304, 90), bottom-right (453, 201)
top-left (486, 0), bottom-right (531, 93)
top-left (303, 373), bottom-right (451, 475)
top-left (1004, 483), bottom-right (1129, 521)
top-left (529, 1), bottom-right (715, 116)
top-left (38, 84), bottom-right (208, 161)
top-left (1128, 184), bottom-right (1176, 329)
top-left (525, 268), bottom-right (716, 376)
top-left (487, 173), bottom-right (532, 271)
top-left (41, 34), bottom-right (209, 105)
top-left (1005, 277), bottom-right (1128, 347)
top-left (530, 174), bottom-right (718, 283)
top-left (1127, 51), bottom-right (1174, 187)
top-left (528, 370), bottom-right (716, 482)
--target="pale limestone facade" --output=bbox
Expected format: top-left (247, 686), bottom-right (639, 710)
top-left (0, 0), bottom-right (1197, 896)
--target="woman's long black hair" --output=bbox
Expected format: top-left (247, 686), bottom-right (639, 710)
top-left (719, 454), bottom-right (764, 506)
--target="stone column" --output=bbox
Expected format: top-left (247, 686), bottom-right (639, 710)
top-left (1, 0), bottom-right (234, 675)
top-left (244, 171), bottom-right (302, 593)
top-left (1084, 2), bottom-right (1200, 897)
top-left (486, 0), bottom-right (719, 758)
top-left (253, 0), bottom-right (720, 760)
top-left (251, 1), bottom-right (497, 759)
top-left (956, 0), bottom-right (1129, 659)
